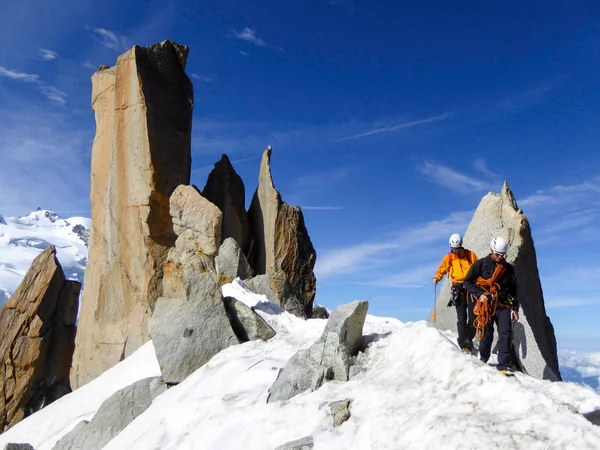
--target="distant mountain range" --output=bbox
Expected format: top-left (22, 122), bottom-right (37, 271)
top-left (0, 208), bottom-right (89, 305)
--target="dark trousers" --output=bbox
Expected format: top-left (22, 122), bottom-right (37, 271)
top-left (455, 288), bottom-right (475, 349)
top-left (479, 307), bottom-right (513, 369)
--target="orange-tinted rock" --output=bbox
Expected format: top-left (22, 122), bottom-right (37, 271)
top-left (0, 246), bottom-right (80, 431)
top-left (71, 40), bottom-right (193, 389)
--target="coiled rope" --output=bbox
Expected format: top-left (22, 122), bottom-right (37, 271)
top-left (472, 263), bottom-right (507, 340)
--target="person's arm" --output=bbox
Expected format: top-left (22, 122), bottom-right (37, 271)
top-left (433, 255), bottom-right (449, 283)
top-left (463, 259), bottom-right (485, 298)
top-left (508, 265), bottom-right (519, 312)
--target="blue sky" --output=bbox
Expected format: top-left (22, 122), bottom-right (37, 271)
top-left (1, 0), bottom-right (599, 351)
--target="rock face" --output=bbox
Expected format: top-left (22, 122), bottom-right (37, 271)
top-left (267, 301), bottom-right (368, 403)
top-left (150, 186), bottom-right (238, 384)
top-left (223, 297), bottom-right (276, 342)
top-left (429, 182), bottom-right (561, 381)
top-left (274, 436), bottom-right (314, 450)
top-left (52, 377), bottom-right (167, 450)
top-left (203, 154), bottom-right (251, 253)
top-left (216, 238), bottom-right (253, 284)
top-left (71, 40), bottom-right (194, 389)
top-left (0, 246), bottom-right (80, 431)
top-left (329, 399), bottom-right (353, 427)
top-left (247, 147), bottom-right (317, 318)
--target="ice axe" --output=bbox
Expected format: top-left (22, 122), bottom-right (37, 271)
top-left (433, 283), bottom-right (437, 322)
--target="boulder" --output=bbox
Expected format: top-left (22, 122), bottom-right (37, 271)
top-left (52, 377), bottom-right (166, 450)
top-left (267, 301), bottom-right (368, 403)
top-left (202, 154), bottom-right (252, 253)
top-left (429, 182), bottom-right (561, 381)
top-left (150, 186), bottom-right (238, 384)
top-left (3, 443), bottom-right (34, 449)
top-left (247, 147), bottom-right (317, 318)
top-left (0, 246), bottom-right (80, 431)
top-left (274, 436), bottom-right (314, 450)
top-left (312, 305), bottom-right (330, 319)
top-left (244, 272), bottom-right (306, 318)
top-left (223, 297), bottom-right (276, 342)
top-left (72, 40), bottom-right (194, 389)
top-left (216, 238), bottom-right (253, 284)
top-left (329, 399), bottom-right (353, 427)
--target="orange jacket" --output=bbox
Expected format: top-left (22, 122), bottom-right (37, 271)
top-left (434, 249), bottom-right (478, 284)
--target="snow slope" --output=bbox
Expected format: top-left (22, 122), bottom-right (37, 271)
top-left (1, 279), bottom-right (600, 450)
top-left (0, 209), bottom-right (89, 305)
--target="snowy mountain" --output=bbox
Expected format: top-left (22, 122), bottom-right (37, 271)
top-left (1, 279), bottom-right (599, 450)
top-left (0, 208), bottom-right (89, 305)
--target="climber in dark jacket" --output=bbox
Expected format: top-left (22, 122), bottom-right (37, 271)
top-left (463, 237), bottom-right (519, 373)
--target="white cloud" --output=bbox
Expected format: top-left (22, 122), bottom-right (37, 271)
top-left (418, 161), bottom-right (496, 194)
top-left (0, 66), bottom-right (39, 82)
top-left (300, 206), bottom-right (344, 211)
top-left (191, 74), bottom-right (213, 83)
top-left (336, 112), bottom-right (451, 142)
top-left (367, 264), bottom-right (436, 288)
top-left (39, 48), bottom-right (59, 61)
top-left (473, 158), bottom-right (499, 178)
top-left (38, 85), bottom-right (67, 105)
top-left (231, 28), bottom-right (266, 47)
top-left (238, 50), bottom-right (251, 56)
top-left (316, 210), bottom-right (472, 279)
top-left (82, 61), bottom-right (98, 71)
top-left (91, 27), bottom-right (129, 52)
top-left (545, 296), bottom-right (600, 308)
top-left (0, 108), bottom-right (91, 217)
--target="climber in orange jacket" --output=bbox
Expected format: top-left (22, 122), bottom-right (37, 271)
top-left (433, 233), bottom-right (478, 352)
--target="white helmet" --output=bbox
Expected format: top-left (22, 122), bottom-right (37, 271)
top-left (490, 236), bottom-right (508, 254)
top-left (449, 233), bottom-right (463, 248)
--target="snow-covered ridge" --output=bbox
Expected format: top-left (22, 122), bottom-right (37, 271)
top-left (0, 208), bottom-right (90, 305)
top-left (1, 279), bottom-right (600, 450)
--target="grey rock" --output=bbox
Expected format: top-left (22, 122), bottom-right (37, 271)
top-left (584, 410), bottom-right (600, 426)
top-left (223, 296), bottom-right (276, 342)
top-left (312, 305), bottom-right (330, 319)
top-left (203, 154), bottom-right (252, 253)
top-left (150, 186), bottom-right (239, 384)
top-left (71, 224), bottom-right (89, 247)
top-left (216, 238), bottom-right (253, 284)
top-left (429, 182), bottom-right (561, 381)
top-left (244, 272), bottom-right (308, 319)
top-left (150, 280), bottom-right (239, 384)
top-left (274, 436), bottom-right (314, 450)
top-left (3, 444), bottom-right (34, 450)
top-left (52, 377), bottom-right (166, 450)
top-left (247, 147), bottom-right (317, 318)
top-left (0, 215), bottom-right (6, 225)
top-left (330, 399), bottom-right (352, 427)
top-left (267, 301), bottom-right (368, 403)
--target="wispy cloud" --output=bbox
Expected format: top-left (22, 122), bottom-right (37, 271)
top-left (366, 264), bottom-right (435, 288)
top-left (191, 74), bottom-right (213, 83)
top-left (336, 112), bottom-right (452, 142)
top-left (0, 66), bottom-right (39, 82)
top-left (473, 158), bottom-right (499, 178)
top-left (82, 61), bottom-right (98, 71)
top-left (328, 0), bottom-right (355, 11)
top-left (316, 210), bottom-right (472, 278)
top-left (0, 66), bottom-right (66, 104)
top-left (418, 161), bottom-right (496, 194)
top-left (90, 26), bottom-right (129, 52)
top-left (238, 50), bottom-right (251, 56)
top-left (499, 79), bottom-right (564, 110)
top-left (230, 28), bottom-right (266, 47)
top-left (517, 178), bottom-right (600, 246)
top-left (0, 108), bottom-right (91, 217)
top-left (39, 48), bottom-right (59, 61)
top-left (38, 85), bottom-right (67, 105)
top-left (546, 296), bottom-right (600, 308)
top-left (300, 206), bottom-right (344, 211)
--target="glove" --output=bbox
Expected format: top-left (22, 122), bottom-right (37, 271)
top-left (433, 278), bottom-right (439, 285)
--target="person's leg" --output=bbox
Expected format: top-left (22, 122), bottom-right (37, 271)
top-left (466, 293), bottom-right (476, 347)
top-left (455, 295), bottom-right (469, 350)
top-left (478, 314), bottom-right (495, 362)
top-left (496, 308), bottom-right (513, 370)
